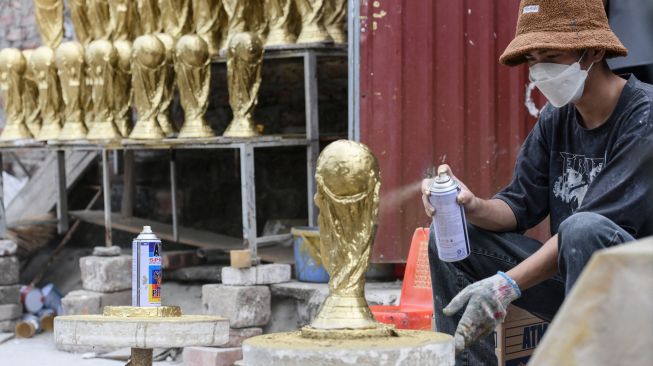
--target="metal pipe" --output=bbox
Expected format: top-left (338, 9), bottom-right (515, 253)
top-left (348, 0), bottom-right (361, 141)
top-left (102, 149), bottom-right (112, 246)
top-left (56, 150), bottom-right (69, 234)
top-left (170, 149), bottom-right (179, 243)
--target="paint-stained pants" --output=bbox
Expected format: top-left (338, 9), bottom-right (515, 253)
top-left (428, 211), bottom-right (635, 366)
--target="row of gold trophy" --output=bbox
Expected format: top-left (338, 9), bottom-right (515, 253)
top-left (0, 31), bottom-right (265, 142)
top-left (35, 0), bottom-right (347, 55)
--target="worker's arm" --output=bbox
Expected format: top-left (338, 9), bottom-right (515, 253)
top-left (507, 234), bottom-right (559, 290)
top-left (421, 165), bottom-right (517, 232)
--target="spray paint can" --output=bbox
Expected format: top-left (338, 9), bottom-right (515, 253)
top-left (428, 172), bottom-right (470, 262)
top-left (132, 226), bottom-right (162, 307)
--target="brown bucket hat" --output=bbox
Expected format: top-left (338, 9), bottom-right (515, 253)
top-left (500, 0), bottom-right (628, 66)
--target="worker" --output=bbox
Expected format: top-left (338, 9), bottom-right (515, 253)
top-left (421, 0), bottom-right (653, 364)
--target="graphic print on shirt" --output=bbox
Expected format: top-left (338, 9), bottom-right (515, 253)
top-left (553, 152), bottom-right (604, 209)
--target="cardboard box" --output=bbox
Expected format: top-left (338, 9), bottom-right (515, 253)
top-left (494, 305), bottom-right (549, 366)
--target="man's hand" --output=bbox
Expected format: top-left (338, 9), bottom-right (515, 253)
top-left (443, 272), bottom-right (521, 354)
top-left (421, 164), bottom-right (481, 217)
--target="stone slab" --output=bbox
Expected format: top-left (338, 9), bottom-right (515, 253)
top-left (202, 285), bottom-right (270, 328)
top-left (222, 264), bottom-right (291, 286)
top-left (0, 332), bottom-right (14, 344)
top-left (0, 285), bottom-right (20, 305)
top-left (0, 240), bottom-right (17, 256)
top-left (80, 255), bottom-right (131, 292)
top-left (92, 246), bottom-right (122, 257)
top-left (167, 266), bottom-right (222, 282)
top-left (183, 346), bottom-right (243, 366)
top-left (55, 315), bottom-right (229, 348)
top-left (242, 330), bottom-right (455, 366)
top-left (0, 304), bottom-right (21, 321)
top-left (0, 318), bottom-right (18, 332)
top-left (0, 256), bottom-right (19, 285)
top-left (222, 328), bottom-right (263, 348)
top-left (61, 289), bottom-right (130, 315)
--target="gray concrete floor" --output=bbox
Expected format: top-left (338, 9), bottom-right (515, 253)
top-left (0, 333), bottom-right (183, 366)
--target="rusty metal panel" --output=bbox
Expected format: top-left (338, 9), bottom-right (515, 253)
top-left (360, 0), bottom-right (548, 262)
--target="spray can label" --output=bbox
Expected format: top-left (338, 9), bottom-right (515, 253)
top-left (132, 226), bottom-right (162, 307)
top-left (429, 172), bottom-right (471, 262)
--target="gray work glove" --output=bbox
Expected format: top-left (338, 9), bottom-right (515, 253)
top-left (443, 271), bottom-right (521, 354)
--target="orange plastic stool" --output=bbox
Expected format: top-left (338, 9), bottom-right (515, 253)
top-left (370, 227), bottom-right (433, 330)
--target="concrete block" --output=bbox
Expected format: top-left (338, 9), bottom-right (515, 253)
top-left (202, 285), bottom-right (270, 328)
top-left (61, 289), bottom-right (130, 315)
top-left (0, 304), bottom-right (21, 321)
top-left (0, 240), bottom-right (17, 256)
top-left (0, 319), bottom-right (18, 332)
top-left (80, 255), bottom-right (131, 292)
top-left (222, 264), bottom-right (291, 286)
top-left (0, 285), bottom-right (20, 305)
top-left (222, 328), bottom-right (262, 348)
top-left (183, 346), bottom-right (243, 366)
top-left (0, 256), bottom-right (19, 285)
top-left (92, 246), bottom-right (121, 256)
top-left (168, 266), bottom-right (222, 282)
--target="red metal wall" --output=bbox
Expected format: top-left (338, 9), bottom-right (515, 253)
top-left (360, 0), bottom-right (548, 262)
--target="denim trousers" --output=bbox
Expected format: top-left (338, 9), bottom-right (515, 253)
top-left (428, 212), bottom-right (635, 366)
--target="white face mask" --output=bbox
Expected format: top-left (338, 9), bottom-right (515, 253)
top-left (528, 52), bottom-right (594, 108)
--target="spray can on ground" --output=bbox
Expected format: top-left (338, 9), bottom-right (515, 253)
top-left (428, 172), bottom-right (470, 262)
top-left (132, 226), bottom-right (162, 307)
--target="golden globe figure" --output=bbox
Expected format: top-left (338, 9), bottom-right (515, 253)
top-left (113, 40), bottom-right (133, 137)
top-left (295, 0), bottom-right (332, 44)
top-left (22, 49), bottom-right (42, 138)
top-left (55, 42), bottom-right (88, 140)
top-left (33, 0), bottom-right (64, 48)
top-left (175, 35), bottom-right (215, 138)
top-left (0, 49), bottom-right (32, 141)
top-left (85, 40), bottom-right (122, 140)
top-left (31, 47), bottom-right (64, 141)
top-left (223, 32), bottom-right (264, 138)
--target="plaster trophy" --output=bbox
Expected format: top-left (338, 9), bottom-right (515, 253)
top-left (136, 0), bottom-right (162, 34)
top-left (192, 0), bottom-right (223, 56)
top-left (69, 0), bottom-right (92, 45)
top-left (85, 40), bottom-right (121, 140)
top-left (223, 32), bottom-right (264, 138)
top-left (159, 0), bottom-right (192, 39)
top-left (33, 0), bottom-right (64, 48)
top-left (324, 0), bottom-right (346, 44)
top-left (55, 41), bottom-right (88, 140)
top-left (303, 140), bottom-right (393, 336)
top-left (30, 47), bottom-right (63, 141)
top-left (129, 35), bottom-right (167, 139)
top-left (154, 33), bottom-right (176, 136)
top-left (295, 0), bottom-right (332, 43)
top-left (22, 49), bottom-right (42, 138)
top-left (265, 0), bottom-right (297, 47)
top-left (221, 0), bottom-right (253, 49)
top-left (113, 40), bottom-right (133, 137)
top-left (87, 0), bottom-right (112, 40)
top-left (175, 35), bottom-right (214, 138)
top-left (110, 0), bottom-right (140, 41)
top-left (0, 49), bottom-right (31, 141)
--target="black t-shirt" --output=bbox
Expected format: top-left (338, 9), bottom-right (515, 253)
top-left (495, 75), bottom-right (653, 238)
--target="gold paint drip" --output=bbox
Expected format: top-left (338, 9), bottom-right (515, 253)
top-left (0, 49), bottom-right (32, 141)
top-left (103, 306), bottom-right (182, 318)
top-left (34, 0), bottom-right (64, 48)
top-left (55, 42), bottom-right (88, 140)
top-left (296, 0), bottom-right (333, 44)
top-left (31, 47), bottom-right (63, 141)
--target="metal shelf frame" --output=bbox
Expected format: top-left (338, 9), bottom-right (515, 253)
top-left (0, 45), bottom-right (346, 264)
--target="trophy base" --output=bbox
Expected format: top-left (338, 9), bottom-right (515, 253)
top-left (36, 122), bottom-right (62, 141)
top-left (115, 117), bottom-right (132, 138)
top-left (130, 118), bottom-right (165, 140)
top-left (157, 114), bottom-right (176, 137)
top-left (178, 119), bottom-right (215, 139)
top-left (266, 28), bottom-right (297, 47)
top-left (297, 25), bottom-right (333, 44)
top-left (87, 120), bottom-right (122, 141)
top-left (26, 122), bottom-right (41, 139)
top-left (223, 117), bottom-right (260, 138)
top-left (0, 122), bottom-right (33, 141)
top-left (308, 294), bottom-right (387, 332)
top-left (327, 26), bottom-right (347, 45)
top-left (58, 121), bottom-right (88, 140)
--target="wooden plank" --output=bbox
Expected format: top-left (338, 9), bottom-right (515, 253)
top-left (69, 210), bottom-right (243, 251)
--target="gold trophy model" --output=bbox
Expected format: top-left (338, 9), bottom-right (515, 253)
top-left (175, 35), bottom-right (215, 139)
top-left (82, 45), bottom-right (94, 131)
top-left (85, 40), bottom-right (122, 141)
top-left (223, 32), bottom-right (264, 138)
top-left (136, 0), bottom-right (162, 34)
top-left (295, 0), bottom-right (332, 44)
top-left (55, 41), bottom-right (88, 140)
top-left (129, 35), bottom-right (167, 140)
top-left (113, 40), bottom-right (133, 137)
top-left (31, 47), bottom-right (64, 141)
top-left (69, 0), bottom-right (92, 45)
top-left (303, 139), bottom-right (393, 336)
top-left (221, 0), bottom-right (252, 50)
top-left (265, 0), bottom-right (297, 47)
top-left (0, 49), bottom-right (32, 141)
top-left (22, 49), bottom-right (42, 138)
top-left (33, 0), bottom-right (64, 48)
top-left (154, 33), bottom-right (176, 137)
top-left (324, 0), bottom-right (346, 44)
top-left (159, 0), bottom-right (192, 39)
top-left (192, 0), bottom-right (223, 57)
top-left (109, 0), bottom-right (140, 41)
top-left (87, 0), bottom-right (112, 40)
